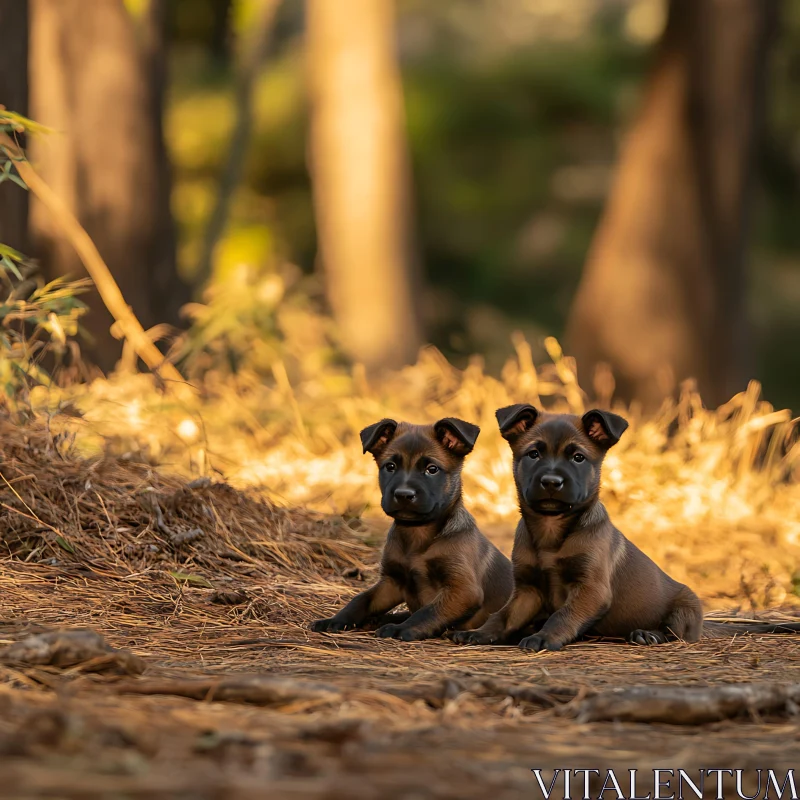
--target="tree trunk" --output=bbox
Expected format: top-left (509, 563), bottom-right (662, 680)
top-left (566, 0), bottom-right (777, 411)
top-left (140, 0), bottom-right (189, 329)
top-left (28, 0), bottom-right (188, 372)
top-left (209, 0), bottom-right (232, 62)
top-left (306, 0), bottom-right (422, 372)
top-left (196, 0), bottom-right (280, 287)
top-left (0, 0), bottom-right (28, 254)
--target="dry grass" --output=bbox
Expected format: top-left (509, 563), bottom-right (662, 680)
top-left (1, 343), bottom-right (799, 797)
top-left (21, 336), bottom-right (800, 609)
top-left (0, 414), bottom-right (373, 578)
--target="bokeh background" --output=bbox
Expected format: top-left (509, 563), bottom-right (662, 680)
top-left (2, 0), bottom-right (799, 413)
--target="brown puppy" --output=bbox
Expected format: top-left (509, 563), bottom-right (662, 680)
top-left (454, 405), bottom-right (800, 650)
top-left (311, 418), bottom-right (513, 641)
top-left (455, 405), bottom-right (704, 650)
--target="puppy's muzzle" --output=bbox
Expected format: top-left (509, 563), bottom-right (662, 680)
top-left (526, 473), bottom-right (573, 514)
top-left (539, 474), bottom-right (564, 493)
top-left (385, 486), bottom-right (425, 519)
top-left (393, 487), bottom-right (417, 503)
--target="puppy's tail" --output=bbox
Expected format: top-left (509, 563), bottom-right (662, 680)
top-left (702, 618), bottom-right (800, 639)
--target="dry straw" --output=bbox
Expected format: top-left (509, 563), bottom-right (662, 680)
top-left (0, 346), bottom-right (799, 796)
top-left (19, 335), bottom-right (800, 609)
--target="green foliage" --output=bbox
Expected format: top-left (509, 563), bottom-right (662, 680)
top-left (0, 108), bottom-right (51, 137)
top-left (0, 159), bottom-right (27, 192)
top-left (0, 109), bottom-right (43, 194)
top-left (0, 113), bottom-right (91, 402)
top-left (0, 244), bottom-right (26, 280)
top-left (405, 36), bottom-right (644, 333)
top-left (173, 262), bottom-right (338, 381)
top-left (0, 259), bottom-right (92, 401)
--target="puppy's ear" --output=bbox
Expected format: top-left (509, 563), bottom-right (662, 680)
top-left (495, 404), bottom-right (539, 443)
top-left (434, 417), bottom-right (480, 457)
top-left (360, 419), bottom-right (398, 455)
top-left (581, 409), bottom-right (628, 450)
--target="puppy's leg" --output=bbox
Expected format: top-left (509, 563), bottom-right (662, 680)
top-left (376, 586), bottom-right (484, 642)
top-left (519, 583), bottom-right (610, 652)
top-left (369, 610), bottom-right (412, 627)
top-left (441, 606), bottom-right (493, 640)
top-left (664, 584), bottom-right (703, 642)
top-left (311, 579), bottom-right (403, 633)
top-left (667, 585), bottom-right (703, 641)
top-left (452, 587), bottom-right (543, 645)
top-left (455, 605), bottom-right (492, 632)
top-left (629, 584), bottom-right (703, 646)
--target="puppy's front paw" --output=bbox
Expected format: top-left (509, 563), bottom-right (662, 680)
top-left (519, 633), bottom-right (560, 652)
top-left (375, 623), bottom-right (429, 641)
top-left (398, 627), bottom-right (427, 641)
top-left (628, 629), bottom-right (667, 646)
top-left (310, 617), bottom-right (354, 633)
top-left (452, 629), bottom-right (498, 646)
top-left (375, 622), bottom-right (403, 639)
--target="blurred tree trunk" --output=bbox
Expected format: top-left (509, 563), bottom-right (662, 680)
top-left (196, 0), bottom-right (280, 287)
top-left (140, 0), bottom-right (188, 329)
top-left (210, 0), bottom-right (232, 62)
top-left (306, 0), bottom-right (422, 372)
top-left (0, 0), bottom-right (28, 254)
top-left (566, 0), bottom-right (777, 411)
top-left (29, 0), bottom-right (188, 372)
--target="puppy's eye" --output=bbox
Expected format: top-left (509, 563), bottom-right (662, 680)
top-left (527, 450), bottom-right (540, 460)
top-left (384, 462), bottom-right (397, 473)
top-left (572, 453), bottom-right (586, 463)
top-left (425, 464), bottom-right (440, 475)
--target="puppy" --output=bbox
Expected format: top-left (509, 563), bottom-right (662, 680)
top-left (454, 405), bottom-right (800, 651)
top-left (452, 404), bottom-right (704, 650)
top-left (311, 417), bottom-right (513, 641)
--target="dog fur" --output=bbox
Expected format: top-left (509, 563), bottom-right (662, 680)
top-left (311, 417), bottom-right (513, 641)
top-left (454, 405), bottom-right (800, 650)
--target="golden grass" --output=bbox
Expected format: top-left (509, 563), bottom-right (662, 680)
top-left (19, 335), bottom-right (800, 610)
top-left (1, 352), bottom-right (800, 796)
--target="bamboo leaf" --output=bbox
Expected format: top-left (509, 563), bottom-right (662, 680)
top-left (0, 255), bottom-right (22, 279)
top-left (7, 174), bottom-right (27, 190)
top-left (0, 110), bottom-right (54, 136)
top-left (169, 571), bottom-right (214, 589)
top-left (0, 243), bottom-right (24, 261)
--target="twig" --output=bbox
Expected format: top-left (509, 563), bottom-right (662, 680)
top-left (117, 675), bottom-right (341, 706)
top-left (0, 130), bottom-right (190, 391)
top-left (575, 683), bottom-right (800, 724)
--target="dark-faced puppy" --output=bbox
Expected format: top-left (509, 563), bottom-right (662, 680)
top-left (311, 418), bottom-right (513, 641)
top-left (453, 405), bottom-right (705, 650)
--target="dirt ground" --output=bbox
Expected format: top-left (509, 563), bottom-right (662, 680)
top-left (2, 543), bottom-right (800, 800)
top-left (1, 417), bottom-right (799, 799)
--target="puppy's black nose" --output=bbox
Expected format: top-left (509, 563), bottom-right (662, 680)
top-left (540, 474), bottom-right (564, 492)
top-left (394, 487), bottom-right (417, 502)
